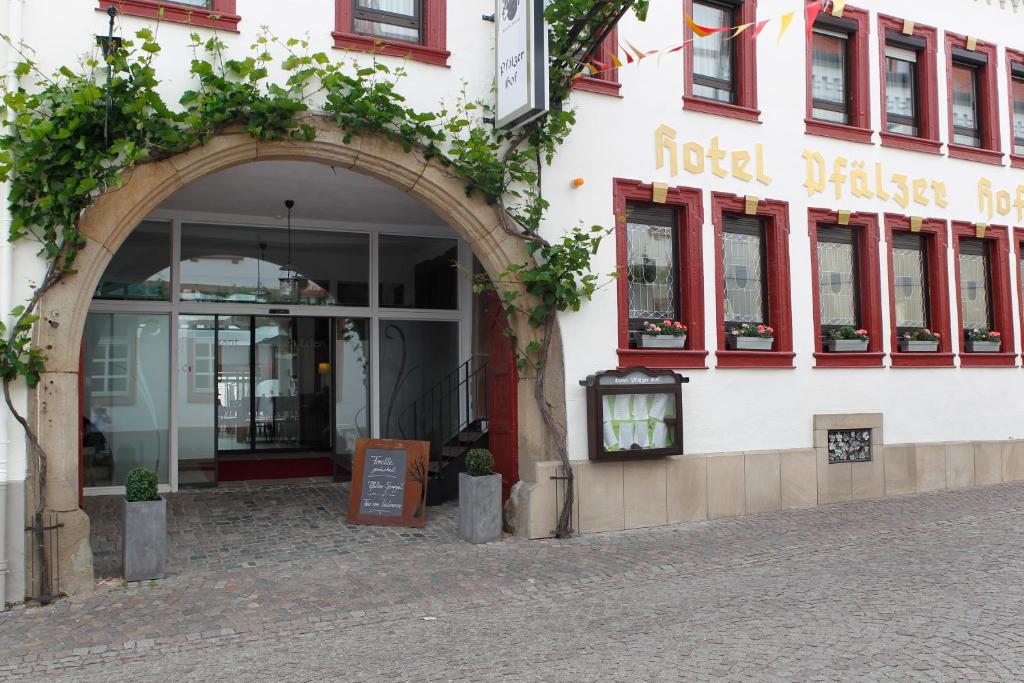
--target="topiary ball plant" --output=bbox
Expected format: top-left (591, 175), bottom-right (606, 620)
top-left (125, 467), bottom-right (159, 503)
top-left (465, 448), bottom-right (495, 477)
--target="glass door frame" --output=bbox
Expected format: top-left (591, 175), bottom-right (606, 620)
top-left (85, 212), bottom-right (474, 494)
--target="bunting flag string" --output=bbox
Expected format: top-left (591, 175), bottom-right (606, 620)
top-left (574, 0), bottom-right (831, 82)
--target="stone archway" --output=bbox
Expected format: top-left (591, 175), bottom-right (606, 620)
top-left (27, 117), bottom-right (565, 596)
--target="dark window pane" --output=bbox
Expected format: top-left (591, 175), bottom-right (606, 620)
top-left (179, 223), bottom-right (370, 306)
top-left (951, 63), bottom-right (981, 147)
top-left (812, 30), bottom-right (849, 124)
top-left (626, 205), bottom-right (678, 324)
top-left (817, 227), bottom-right (858, 327)
top-left (959, 238), bottom-right (991, 329)
top-left (723, 216), bottom-right (767, 324)
top-left (353, 0), bottom-right (421, 43)
top-left (886, 45), bottom-right (919, 136)
top-left (892, 234), bottom-right (928, 329)
top-left (94, 220), bottom-right (172, 301)
top-left (692, 1), bottom-right (734, 102)
top-left (378, 235), bottom-right (458, 309)
top-left (1013, 77), bottom-right (1024, 155)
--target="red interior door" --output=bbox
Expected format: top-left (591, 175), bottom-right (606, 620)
top-left (485, 292), bottom-right (519, 501)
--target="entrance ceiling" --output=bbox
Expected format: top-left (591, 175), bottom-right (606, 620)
top-left (158, 160), bottom-right (450, 229)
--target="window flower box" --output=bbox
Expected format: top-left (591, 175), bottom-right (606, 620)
top-left (965, 340), bottom-right (1001, 353)
top-left (639, 320), bottom-right (687, 349)
top-left (899, 329), bottom-right (940, 353)
top-left (727, 335), bottom-right (774, 351)
top-left (824, 339), bottom-right (869, 352)
top-left (964, 328), bottom-right (1001, 353)
top-left (727, 323), bottom-right (774, 351)
top-left (899, 340), bottom-right (939, 353)
top-left (639, 334), bottom-right (687, 349)
top-left (824, 326), bottom-right (869, 352)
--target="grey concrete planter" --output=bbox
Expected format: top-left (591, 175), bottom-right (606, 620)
top-left (899, 340), bottom-right (939, 353)
top-left (727, 335), bottom-right (773, 351)
top-left (965, 340), bottom-right (1001, 353)
top-left (824, 339), bottom-right (869, 352)
top-left (458, 472), bottom-right (502, 544)
top-left (638, 334), bottom-right (686, 349)
top-left (122, 498), bottom-right (167, 582)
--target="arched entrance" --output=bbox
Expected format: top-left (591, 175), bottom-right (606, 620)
top-left (28, 118), bottom-right (564, 595)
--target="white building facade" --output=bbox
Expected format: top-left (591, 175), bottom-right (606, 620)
top-left (3, 0), bottom-right (1024, 603)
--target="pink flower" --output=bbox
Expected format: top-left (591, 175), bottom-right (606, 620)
top-left (934, 333), bottom-right (941, 338)
top-left (992, 331), bottom-right (1002, 337)
top-left (663, 320), bottom-right (672, 327)
top-left (674, 322), bottom-right (683, 329)
top-left (766, 326), bottom-right (774, 334)
top-left (756, 325), bottom-right (766, 333)
top-left (855, 329), bottom-right (868, 336)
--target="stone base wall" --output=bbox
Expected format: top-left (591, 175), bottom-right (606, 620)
top-left (517, 436), bottom-right (1024, 538)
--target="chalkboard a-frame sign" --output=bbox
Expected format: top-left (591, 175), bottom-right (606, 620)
top-left (347, 439), bottom-right (430, 528)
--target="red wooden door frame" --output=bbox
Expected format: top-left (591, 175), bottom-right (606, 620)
top-left (484, 292), bottom-right (519, 501)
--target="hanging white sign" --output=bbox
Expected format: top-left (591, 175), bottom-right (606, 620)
top-left (495, 0), bottom-right (549, 129)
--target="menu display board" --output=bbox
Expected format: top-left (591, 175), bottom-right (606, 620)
top-left (347, 439), bottom-right (430, 528)
top-left (582, 368), bottom-right (687, 461)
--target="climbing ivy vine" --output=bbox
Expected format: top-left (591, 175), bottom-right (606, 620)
top-left (0, 1), bottom-right (649, 576)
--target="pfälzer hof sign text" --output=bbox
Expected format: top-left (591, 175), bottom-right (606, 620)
top-left (495, 0), bottom-right (549, 129)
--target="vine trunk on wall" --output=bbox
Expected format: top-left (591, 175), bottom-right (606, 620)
top-left (0, 0), bottom-right (649, 597)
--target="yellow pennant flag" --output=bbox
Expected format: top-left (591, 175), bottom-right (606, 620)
top-left (609, 52), bottom-right (623, 68)
top-left (777, 11), bottom-right (796, 44)
top-left (731, 23), bottom-right (752, 39)
top-left (831, 0), bottom-right (846, 17)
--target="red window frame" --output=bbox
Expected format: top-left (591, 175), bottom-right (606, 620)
top-left (951, 222), bottom-right (1016, 368)
top-left (614, 179), bottom-right (707, 370)
top-left (804, 4), bottom-right (871, 144)
top-left (1006, 49), bottom-right (1024, 169)
top-left (884, 215), bottom-right (954, 368)
top-left (683, 0), bottom-right (760, 123)
top-left (807, 209), bottom-right (884, 368)
top-left (573, 26), bottom-right (622, 97)
top-left (712, 192), bottom-right (793, 369)
top-left (333, 0), bottom-right (449, 67)
top-left (97, 0), bottom-right (239, 31)
top-left (877, 14), bottom-right (940, 155)
top-left (1014, 228), bottom-right (1024, 351)
top-left (944, 32), bottom-right (1002, 165)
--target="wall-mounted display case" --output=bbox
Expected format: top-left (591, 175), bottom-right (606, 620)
top-left (581, 367), bottom-right (687, 461)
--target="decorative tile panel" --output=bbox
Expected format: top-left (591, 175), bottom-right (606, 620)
top-left (827, 428), bottom-right (872, 464)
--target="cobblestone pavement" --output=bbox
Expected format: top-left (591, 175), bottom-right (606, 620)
top-left (4, 482), bottom-right (1024, 681)
top-left (83, 481), bottom-right (460, 577)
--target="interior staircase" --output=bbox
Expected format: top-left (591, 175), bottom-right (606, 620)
top-left (395, 358), bottom-right (489, 505)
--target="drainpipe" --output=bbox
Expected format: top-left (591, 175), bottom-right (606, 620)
top-left (0, 0), bottom-right (26, 609)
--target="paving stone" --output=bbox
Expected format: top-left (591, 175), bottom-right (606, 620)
top-left (2, 483), bottom-right (1024, 680)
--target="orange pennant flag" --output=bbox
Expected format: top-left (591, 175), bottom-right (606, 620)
top-left (777, 11), bottom-right (796, 43)
top-left (685, 13), bottom-right (728, 38)
top-left (805, 1), bottom-right (822, 40)
top-left (624, 39), bottom-right (648, 61)
top-left (606, 50), bottom-right (623, 69)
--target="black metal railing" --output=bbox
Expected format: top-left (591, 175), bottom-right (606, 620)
top-left (397, 358), bottom-right (488, 454)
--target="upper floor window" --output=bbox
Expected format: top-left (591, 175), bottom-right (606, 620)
top-left (573, 26), bottom-right (622, 97)
top-left (352, 0), bottom-right (422, 44)
top-left (811, 28), bottom-right (848, 124)
top-left (692, 1), bottom-right (735, 103)
top-left (1011, 62), bottom-right (1024, 157)
top-left (944, 33), bottom-right (1001, 164)
top-left (97, 0), bottom-right (240, 31)
top-left (684, 0), bottom-right (759, 122)
top-left (334, 0), bottom-right (449, 67)
top-left (950, 58), bottom-right (980, 147)
top-left (885, 43), bottom-right (920, 137)
top-left (878, 15), bottom-right (939, 154)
